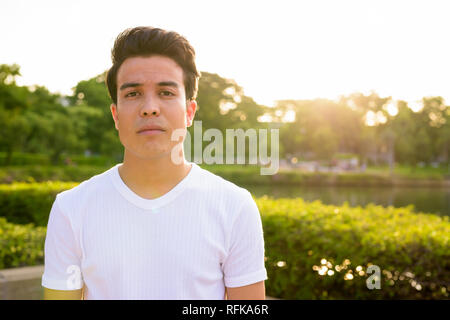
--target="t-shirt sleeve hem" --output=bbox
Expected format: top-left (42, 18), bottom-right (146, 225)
top-left (41, 275), bottom-right (84, 291)
top-left (224, 268), bottom-right (268, 288)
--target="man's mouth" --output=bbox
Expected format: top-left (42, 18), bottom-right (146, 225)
top-left (137, 129), bottom-right (165, 135)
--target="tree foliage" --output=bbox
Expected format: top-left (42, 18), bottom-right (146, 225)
top-left (0, 63), bottom-right (448, 168)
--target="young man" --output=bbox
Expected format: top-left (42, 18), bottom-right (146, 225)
top-left (42, 26), bottom-right (268, 300)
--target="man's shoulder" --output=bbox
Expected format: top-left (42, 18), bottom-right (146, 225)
top-left (56, 165), bottom-right (116, 207)
top-left (192, 164), bottom-right (252, 201)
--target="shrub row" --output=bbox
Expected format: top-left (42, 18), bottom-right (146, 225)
top-left (0, 175), bottom-right (395, 227)
top-left (259, 197), bottom-right (450, 299)
top-left (0, 152), bottom-right (50, 166)
top-left (0, 181), bottom-right (77, 226)
top-left (0, 152), bottom-right (117, 167)
top-left (0, 217), bottom-right (46, 269)
top-left (1, 164), bottom-right (447, 187)
top-left (0, 166), bottom-right (106, 184)
top-left (0, 181), bottom-right (449, 299)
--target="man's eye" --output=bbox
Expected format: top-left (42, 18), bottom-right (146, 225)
top-left (125, 91), bottom-right (140, 97)
top-left (160, 90), bottom-right (174, 97)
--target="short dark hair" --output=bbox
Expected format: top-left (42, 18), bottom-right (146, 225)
top-left (106, 26), bottom-right (200, 105)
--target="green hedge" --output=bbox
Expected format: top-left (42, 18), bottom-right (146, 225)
top-left (0, 181), bottom-right (77, 226)
top-left (0, 166), bottom-right (106, 184)
top-left (67, 155), bottom-right (118, 167)
top-left (2, 164), bottom-right (443, 187)
top-left (0, 217), bottom-right (46, 269)
top-left (0, 152), bottom-right (50, 166)
top-left (259, 197), bottom-right (450, 299)
top-left (0, 152), bottom-right (116, 167)
top-left (1, 182), bottom-right (449, 299)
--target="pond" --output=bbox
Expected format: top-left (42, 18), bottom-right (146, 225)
top-left (243, 184), bottom-right (450, 216)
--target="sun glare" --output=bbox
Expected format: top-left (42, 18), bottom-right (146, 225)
top-left (282, 110), bottom-right (296, 123)
top-left (385, 101), bottom-right (399, 116)
top-left (1, 1), bottom-right (450, 108)
top-left (408, 100), bottom-right (424, 113)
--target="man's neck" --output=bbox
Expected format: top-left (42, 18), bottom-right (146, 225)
top-left (118, 151), bottom-right (192, 200)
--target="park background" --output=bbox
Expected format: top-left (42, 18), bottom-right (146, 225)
top-left (0, 0), bottom-right (449, 299)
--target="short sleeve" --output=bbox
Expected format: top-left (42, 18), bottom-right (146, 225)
top-left (41, 195), bottom-right (84, 290)
top-left (222, 191), bottom-right (268, 288)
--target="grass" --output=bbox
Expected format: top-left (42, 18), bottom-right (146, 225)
top-left (366, 164), bottom-right (450, 180)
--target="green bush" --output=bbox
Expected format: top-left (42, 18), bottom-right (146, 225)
top-left (0, 181), bottom-right (77, 226)
top-left (0, 152), bottom-right (116, 167)
top-left (66, 155), bottom-right (117, 167)
top-left (1, 181), bottom-right (449, 299)
top-left (0, 152), bottom-right (50, 166)
top-left (367, 164), bottom-right (448, 180)
top-left (0, 217), bottom-right (46, 269)
top-left (257, 197), bottom-right (450, 299)
top-left (0, 166), bottom-right (107, 184)
top-left (0, 164), bottom-right (447, 186)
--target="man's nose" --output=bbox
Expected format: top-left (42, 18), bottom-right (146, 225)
top-left (140, 96), bottom-right (160, 117)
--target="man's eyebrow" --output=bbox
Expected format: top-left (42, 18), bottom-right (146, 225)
top-left (119, 82), bottom-right (142, 91)
top-left (157, 81), bottom-right (179, 88)
top-left (119, 81), bottom-right (179, 91)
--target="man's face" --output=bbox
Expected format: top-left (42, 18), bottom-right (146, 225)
top-left (110, 55), bottom-right (196, 162)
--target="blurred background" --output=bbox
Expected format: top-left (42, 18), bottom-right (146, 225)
top-left (0, 0), bottom-right (449, 300)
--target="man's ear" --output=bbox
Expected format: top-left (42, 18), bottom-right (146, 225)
top-left (110, 103), bottom-right (119, 130)
top-left (186, 100), bottom-right (197, 127)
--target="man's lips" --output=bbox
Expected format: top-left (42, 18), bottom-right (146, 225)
top-left (137, 129), bottom-right (165, 135)
top-left (137, 123), bottom-right (166, 135)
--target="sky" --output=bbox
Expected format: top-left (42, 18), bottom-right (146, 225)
top-left (1, 0), bottom-right (449, 107)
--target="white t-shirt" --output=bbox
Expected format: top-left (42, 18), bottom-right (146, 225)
top-left (41, 162), bottom-right (268, 299)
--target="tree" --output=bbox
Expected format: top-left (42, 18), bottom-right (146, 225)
top-left (341, 91), bottom-right (395, 168)
top-left (0, 64), bottom-right (28, 111)
top-left (420, 97), bottom-right (449, 164)
top-left (71, 72), bottom-right (111, 109)
top-left (45, 111), bottom-right (80, 164)
top-left (274, 99), bottom-right (364, 161)
top-left (195, 72), bottom-right (266, 130)
top-left (0, 64), bottom-right (30, 165)
top-left (69, 73), bottom-right (119, 156)
top-left (195, 72), bottom-right (242, 131)
top-left (0, 108), bottom-right (30, 164)
top-left (435, 107), bottom-right (450, 165)
top-left (310, 126), bottom-right (339, 161)
top-left (391, 101), bottom-right (416, 166)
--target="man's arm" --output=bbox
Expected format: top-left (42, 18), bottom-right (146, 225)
top-left (225, 281), bottom-right (266, 300)
top-left (43, 286), bottom-right (84, 300)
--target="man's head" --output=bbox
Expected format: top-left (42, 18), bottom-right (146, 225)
top-left (106, 26), bottom-right (200, 105)
top-left (107, 26), bottom-right (200, 161)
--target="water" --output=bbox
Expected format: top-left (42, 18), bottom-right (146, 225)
top-left (244, 184), bottom-right (450, 216)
